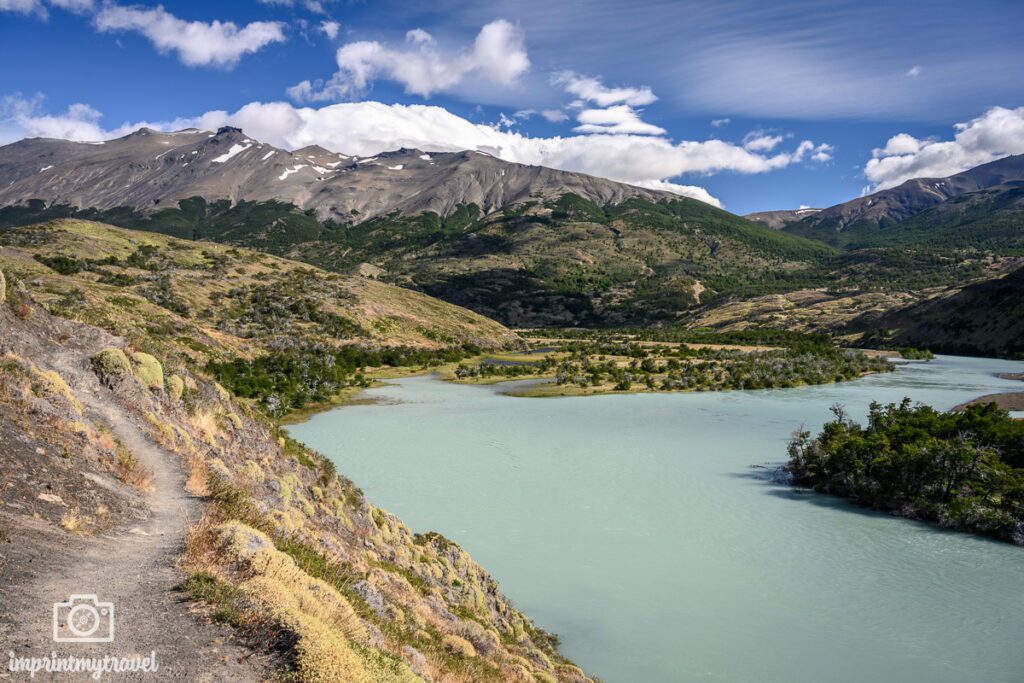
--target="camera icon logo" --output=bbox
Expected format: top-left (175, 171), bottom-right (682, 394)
top-left (53, 594), bottom-right (115, 643)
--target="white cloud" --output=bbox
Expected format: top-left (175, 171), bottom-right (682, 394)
top-left (405, 28), bottom-right (433, 45)
top-left (553, 71), bottom-right (657, 107)
top-left (318, 20), bottom-right (339, 40)
top-left (553, 73), bottom-right (663, 137)
top-left (93, 4), bottom-right (286, 68)
top-left (630, 179), bottom-right (721, 207)
top-left (0, 0), bottom-right (44, 16)
top-left (0, 94), bottom-right (126, 141)
top-left (710, 118), bottom-right (731, 128)
top-left (542, 109), bottom-right (568, 123)
top-left (49, 0), bottom-right (93, 12)
top-left (864, 105), bottom-right (1024, 190)
top-left (905, 65), bottom-right (921, 77)
top-left (574, 105), bottom-right (665, 136)
top-left (791, 139), bottom-right (833, 163)
top-left (742, 131), bottom-right (783, 152)
top-left (874, 132), bottom-right (920, 157)
top-left (289, 19), bottom-right (529, 101)
top-left (2, 96), bottom-right (837, 209)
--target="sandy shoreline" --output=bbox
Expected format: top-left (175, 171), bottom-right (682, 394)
top-left (955, 372), bottom-right (1024, 412)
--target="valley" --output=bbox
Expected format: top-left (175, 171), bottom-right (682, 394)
top-left (1, 128), bottom-right (1022, 683)
top-left (3, 131), bottom-right (1022, 358)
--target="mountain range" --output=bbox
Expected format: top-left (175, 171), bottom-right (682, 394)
top-left (0, 126), bottom-right (665, 222)
top-left (764, 154), bottom-right (1024, 249)
top-left (2, 128), bottom-right (1023, 355)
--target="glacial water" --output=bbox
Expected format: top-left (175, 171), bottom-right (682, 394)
top-left (289, 356), bottom-right (1024, 683)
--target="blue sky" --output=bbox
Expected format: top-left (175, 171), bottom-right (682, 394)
top-left (1, 0), bottom-right (1023, 213)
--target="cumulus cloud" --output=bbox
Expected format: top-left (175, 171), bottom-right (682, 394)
top-left (742, 131), bottom-right (783, 152)
top-left (289, 19), bottom-right (529, 101)
top-left (542, 109), bottom-right (568, 123)
top-left (710, 118), bottom-right (731, 128)
top-left (864, 105), bottom-right (1024, 190)
top-left (93, 4), bottom-right (286, 68)
top-left (0, 93), bottom-right (139, 141)
top-left (793, 139), bottom-right (833, 163)
top-left (553, 72), bottom-right (663, 137)
top-left (629, 179), bottom-right (721, 207)
top-left (318, 20), bottom-right (339, 40)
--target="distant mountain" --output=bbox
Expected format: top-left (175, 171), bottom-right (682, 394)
top-left (784, 154), bottom-right (1024, 248)
top-left (746, 208), bottom-right (822, 229)
top-left (0, 126), bottom-right (668, 222)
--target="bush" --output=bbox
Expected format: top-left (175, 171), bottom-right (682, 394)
top-left (788, 400), bottom-right (1024, 543)
top-left (441, 634), bottom-right (477, 658)
top-left (131, 352), bottom-right (164, 391)
top-left (91, 348), bottom-right (133, 385)
top-left (167, 374), bottom-right (185, 402)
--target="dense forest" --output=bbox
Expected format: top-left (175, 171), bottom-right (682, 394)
top-left (208, 344), bottom-right (481, 417)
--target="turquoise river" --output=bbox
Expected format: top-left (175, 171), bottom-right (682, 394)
top-left (289, 355), bottom-right (1024, 683)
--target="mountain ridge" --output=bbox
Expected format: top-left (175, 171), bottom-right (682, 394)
top-left (0, 126), bottom-right (672, 223)
top-left (782, 153), bottom-right (1024, 246)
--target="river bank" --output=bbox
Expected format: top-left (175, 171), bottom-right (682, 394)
top-left (953, 370), bottom-right (1024, 412)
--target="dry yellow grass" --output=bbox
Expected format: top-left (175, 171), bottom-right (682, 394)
top-left (61, 509), bottom-right (85, 534)
top-left (215, 520), bottom-right (427, 683)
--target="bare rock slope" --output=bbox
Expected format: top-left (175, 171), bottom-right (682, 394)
top-left (0, 127), bottom-right (667, 222)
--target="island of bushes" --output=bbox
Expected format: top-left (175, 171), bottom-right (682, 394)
top-left (788, 400), bottom-right (1024, 544)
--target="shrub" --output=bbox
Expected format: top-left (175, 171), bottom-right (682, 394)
top-left (788, 400), bottom-right (1024, 542)
top-left (131, 352), bottom-right (164, 391)
top-left (217, 521), bottom-right (391, 683)
top-left (91, 348), bottom-right (133, 386)
top-left (441, 634), bottom-right (477, 658)
top-left (167, 374), bottom-right (185, 402)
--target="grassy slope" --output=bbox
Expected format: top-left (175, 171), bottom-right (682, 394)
top-left (849, 265), bottom-right (1024, 358)
top-left (0, 219), bottom-right (518, 366)
top-left (5, 196), bottom-right (1020, 340)
top-left (0, 195), bottom-right (839, 327)
top-left (284, 194), bottom-right (838, 327)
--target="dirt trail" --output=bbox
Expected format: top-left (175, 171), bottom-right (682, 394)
top-left (0, 340), bottom-right (269, 681)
